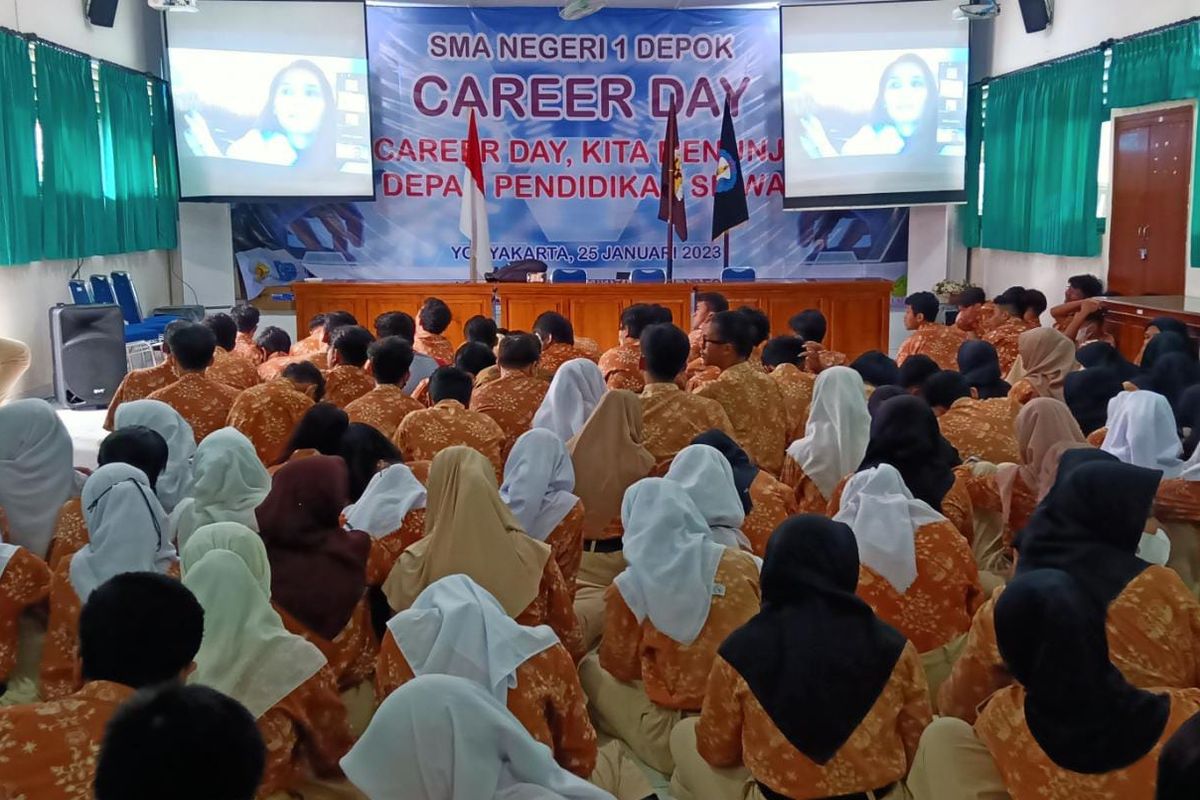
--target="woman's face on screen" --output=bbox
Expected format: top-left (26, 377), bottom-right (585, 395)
top-left (883, 61), bottom-right (930, 126)
top-left (273, 68), bottom-right (327, 139)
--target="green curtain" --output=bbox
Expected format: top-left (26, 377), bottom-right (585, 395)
top-left (149, 78), bottom-right (179, 249)
top-left (0, 33), bottom-right (42, 265)
top-left (37, 43), bottom-right (112, 260)
top-left (100, 64), bottom-right (157, 253)
top-left (1109, 21), bottom-right (1200, 267)
top-left (980, 51), bottom-right (1104, 257)
top-left (959, 83), bottom-right (983, 249)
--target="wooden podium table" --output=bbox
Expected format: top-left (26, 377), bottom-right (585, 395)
top-left (290, 279), bottom-right (895, 357)
top-left (1102, 295), bottom-right (1200, 360)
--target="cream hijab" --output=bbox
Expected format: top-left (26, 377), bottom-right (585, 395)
top-left (387, 574), bottom-right (559, 705)
top-left (0, 399), bottom-right (81, 557)
top-left (169, 428), bottom-right (270, 550)
top-left (184, 549), bottom-right (327, 719)
top-left (180, 521), bottom-right (272, 593)
top-left (614, 478), bottom-right (726, 646)
top-left (500, 429), bottom-right (579, 542)
top-left (833, 464), bottom-right (945, 593)
top-left (383, 447), bottom-right (550, 617)
top-left (786, 367), bottom-right (871, 499)
top-left (997, 398), bottom-right (1089, 519)
top-left (1017, 327), bottom-right (1078, 402)
top-left (567, 390), bottom-right (656, 537)
top-left (341, 674), bottom-right (615, 800)
top-left (344, 463), bottom-right (427, 538)
top-left (71, 463), bottom-right (176, 602)
top-left (666, 444), bottom-right (750, 551)
top-left (532, 359), bottom-right (607, 442)
top-left (1102, 390), bottom-right (1186, 478)
top-left (114, 399), bottom-right (196, 513)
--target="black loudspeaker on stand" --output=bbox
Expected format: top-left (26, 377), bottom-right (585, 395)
top-left (49, 304), bottom-right (127, 409)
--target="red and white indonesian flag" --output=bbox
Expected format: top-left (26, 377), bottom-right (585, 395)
top-left (459, 110), bottom-right (492, 279)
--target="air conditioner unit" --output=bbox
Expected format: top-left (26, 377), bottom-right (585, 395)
top-left (148, 0), bottom-right (198, 11)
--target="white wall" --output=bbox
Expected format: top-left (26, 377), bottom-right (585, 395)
top-left (0, 0), bottom-right (175, 397)
top-left (970, 0), bottom-right (1198, 307)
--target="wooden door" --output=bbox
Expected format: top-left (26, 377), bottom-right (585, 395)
top-left (1108, 106), bottom-right (1194, 296)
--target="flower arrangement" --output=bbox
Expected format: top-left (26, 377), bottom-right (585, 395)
top-left (932, 279), bottom-right (977, 304)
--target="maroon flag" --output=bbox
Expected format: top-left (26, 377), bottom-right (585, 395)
top-left (657, 104), bottom-right (688, 241)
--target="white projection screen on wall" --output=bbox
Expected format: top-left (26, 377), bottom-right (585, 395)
top-left (166, 0), bottom-right (374, 202)
top-left (781, 0), bottom-right (970, 210)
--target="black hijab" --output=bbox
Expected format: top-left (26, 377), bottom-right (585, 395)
top-left (1141, 331), bottom-right (1192, 371)
top-left (1015, 454), bottom-right (1161, 610)
top-left (849, 350), bottom-right (899, 388)
top-left (1139, 352), bottom-right (1200, 416)
top-left (867, 385), bottom-right (906, 419)
top-left (1179, 385), bottom-right (1200, 460)
top-left (1158, 711), bottom-right (1200, 800)
top-left (719, 515), bottom-right (906, 765)
top-left (858, 395), bottom-right (959, 511)
top-left (957, 340), bottom-right (1010, 400)
top-left (1077, 342), bottom-right (1138, 382)
top-left (995, 568), bottom-right (1170, 774)
top-left (691, 429), bottom-right (757, 514)
top-left (1149, 316), bottom-right (1189, 340)
top-left (1063, 368), bottom-right (1124, 435)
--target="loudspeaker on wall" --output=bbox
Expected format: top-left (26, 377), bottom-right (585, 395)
top-left (50, 304), bottom-right (127, 409)
top-left (86, 0), bottom-right (120, 28)
top-left (1017, 0), bottom-right (1052, 33)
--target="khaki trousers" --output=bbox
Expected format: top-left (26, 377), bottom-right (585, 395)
top-left (906, 717), bottom-right (1010, 800)
top-left (670, 718), bottom-right (911, 800)
top-left (921, 634), bottom-right (968, 714)
top-left (590, 739), bottom-right (656, 800)
top-left (0, 337), bottom-right (31, 405)
top-left (578, 653), bottom-right (681, 774)
top-left (574, 549), bottom-right (626, 653)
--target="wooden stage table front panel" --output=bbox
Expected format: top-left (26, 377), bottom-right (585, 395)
top-left (291, 280), bottom-right (894, 357)
top-left (1102, 295), bottom-right (1200, 361)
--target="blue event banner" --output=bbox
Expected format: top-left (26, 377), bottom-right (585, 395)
top-left (231, 6), bottom-right (907, 293)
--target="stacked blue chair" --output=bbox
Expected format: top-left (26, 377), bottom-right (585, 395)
top-left (91, 274), bottom-right (176, 343)
top-left (721, 267), bottom-right (757, 282)
top-left (550, 268), bottom-right (587, 284)
top-left (68, 280), bottom-right (92, 305)
top-left (631, 268), bottom-right (667, 284)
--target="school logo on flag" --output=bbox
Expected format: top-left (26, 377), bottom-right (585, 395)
top-left (711, 96), bottom-right (749, 240)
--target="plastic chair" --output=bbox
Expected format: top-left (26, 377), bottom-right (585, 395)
top-left (68, 280), bottom-right (92, 305)
top-left (550, 268), bottom-right (587, 284)
top-left (89, 275), bottom-right (117, 305)
top-left (631, 268), bottom-right (667, 284)
top-left (721, 267), bottom-right (757, 282)
top-left (110, 271), bottom-right (148, 324)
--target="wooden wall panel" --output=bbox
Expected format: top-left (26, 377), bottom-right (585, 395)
top-left (292, 280), bottom-right (894, 360)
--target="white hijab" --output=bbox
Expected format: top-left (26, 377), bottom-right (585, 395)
top-left (1101, 391), bottom-right (1186, 478)
top-left (71, 463), bottom-right (176, 602)
top-left (342, 674), bottom-right (614, 800)
top-left (169, 428), bottom-right (270, 550)
top-left (184, 548), bottom-right (327, 718)
top-left (180, 521), bottom-right (272, 591)
top-left (614, 479), bottom-right (725, 646)
top-left (786, 367), bottom-right (871, 499)
top-left (344, 463), bottom-right (428, 538)
top-left (532, 359), bottom-right (606, 442)
top-left (666, 445), bottom-right (751, 552)
top-left (387, 574), bottom-right (559, 704)
top-left (0, 399), bottom-right (81, 557)
top-left (833, 464), bottom-right (945, 594)
top-left (500, 429), bottom-right (579, 542)
top-left (114, 399), bottom-right (196, 513)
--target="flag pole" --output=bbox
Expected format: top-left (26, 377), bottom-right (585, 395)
top-left (723, 231), bottom-right (730, 270)
top-left (470, 195), bottom-right (479, 282)
top-left (666, 191), bottom-right (675, 282)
